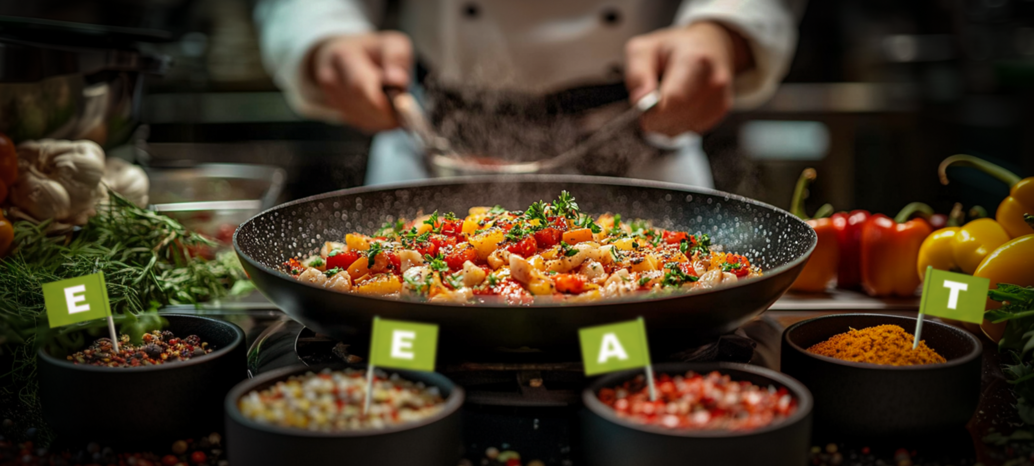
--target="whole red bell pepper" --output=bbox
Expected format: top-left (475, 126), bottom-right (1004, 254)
top-left (860, 202), bottom-right (935, 297)
top-left (788, 169), bottom-right (839, 293)
top-left (831, 210), bottom-right (870, 289)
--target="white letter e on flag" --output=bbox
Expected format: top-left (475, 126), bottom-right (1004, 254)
top-left (390, 330), bottom-right (416, 360)
top-left (598, 333), bottom-right (629, 363)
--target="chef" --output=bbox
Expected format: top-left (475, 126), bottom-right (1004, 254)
top-left (255, 0), bottom-right (803, 187)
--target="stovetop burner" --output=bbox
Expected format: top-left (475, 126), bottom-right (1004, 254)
top-left (245, 316), bottom-right (783, 465)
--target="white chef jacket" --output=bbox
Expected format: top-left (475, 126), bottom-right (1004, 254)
top-left (255, 0), bottom-right (802, 186)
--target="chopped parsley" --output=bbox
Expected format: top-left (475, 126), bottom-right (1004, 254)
top-left (367, 242), bottom-right (383, 267)
top-left (488, 205), bottom-right (507, 215)
top-left (505, 223), bottom-right (529, 242)
top-left (308, 257), bottom-right (325, 267)
top-left (525, 201), bottom-right (549, 226)
top-left (575, 214), bottom-right (602, 234)
top-left (610, 245), bottom-right (624, 262)
top-left (328, 249), bottom-right (343, 257)
top-left (445, 272), bottom-right (464, 289)
top-left (662, 262), bottom-right (698, 287)
top-left (403, 271), bottom-right (434, 294)
top-left (638, 276), bottom-right (652, 287)
top-left (486, 273), bottom-right (499, 287)
top-left (554, 191), bottom-right (580, 219)
top-left (631, 241), bottom-right (640, 249)
top-left (423, 211), bottom-right (442, 233)
top-left (609, 214), bottom-right (623, 236)
top-left (721, 261), bottom-right (743, 272)
top-left (688, 234), bottom-right (711, 256)
top-left (324, 267), bottom-right (343, 277)
top-left (425, 253), bottom-right (449, 272)
top-left (559, 241), bottom-right (579, 257)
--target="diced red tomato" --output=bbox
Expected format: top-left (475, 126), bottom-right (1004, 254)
top-left (411, 241), bottom-right (436, 257)
top-left (439, 219), bottom-right (463, 237)
top-left (554, 273), bottom-right (586, 294)
top-left (678, 262), bottom-right (697, 277)
top-left (326, 249), bottom-right (361, 270)
top-left (724, 254), bottom-right (751, 278)
top-left (505, 236), bottom-right (537, 258)
top-left (663, 231), bottom-right (690, 245)
top-left (429, 234), bottom-right (457, 252)
top-left (444, 243), bottom-right (477, 270)
top-left (386, 252), bottom-right (401, 273)
top-left (549, 216), bottom-right (569, 230)
top-left (533, 228), bottom-right (562, 249)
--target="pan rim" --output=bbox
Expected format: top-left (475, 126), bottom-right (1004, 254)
top-left (233, 174), bottom-right (817, 309)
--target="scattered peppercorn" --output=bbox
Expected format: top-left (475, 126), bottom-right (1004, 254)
top-left (806, 325), bottom-right (946, 366)
top-left (67, 330), bottom-right (214, 368)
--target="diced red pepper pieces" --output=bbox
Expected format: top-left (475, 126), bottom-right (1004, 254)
top-left (505, 236), bottom-right (537, 258)
top-left (554, 273), bottom-right (586, 294)
top-left (533, 228), bottom-right (563, 249)
top-left (326, 249), bottom-right (361, 270)
top-left (663, 231), bottom-right (690, 244)
top-left (444, 243), bottom-right (477, 270)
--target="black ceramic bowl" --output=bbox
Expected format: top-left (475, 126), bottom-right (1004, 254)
top-left (581, 362), bottom-right (813, 466)
top-left (225, 364), bottom-right (465, 466)
top-left (37, 314), bottom-right (247, 447)
top-left (781, 313), bottom-right (982, 438)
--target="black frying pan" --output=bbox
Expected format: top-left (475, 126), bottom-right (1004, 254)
top-left (234, 175), bottom-right (816, 353)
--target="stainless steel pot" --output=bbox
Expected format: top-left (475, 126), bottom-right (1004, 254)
top-left (0, 34), bottom-right (169, 147)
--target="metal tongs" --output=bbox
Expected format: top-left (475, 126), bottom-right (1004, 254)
top-left (385, 87), bottom-right (661, 175)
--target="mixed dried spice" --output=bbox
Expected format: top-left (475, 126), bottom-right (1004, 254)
top-left (66, 330), bottom-right (213, 368)
top-left (806, 325), bottom-right (946, 366)
top-left (237, 368), bottom-right (445, 432)
top-left (597, 371), bottom-right (798, 431)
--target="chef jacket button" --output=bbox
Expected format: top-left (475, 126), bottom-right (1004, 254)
top-left (601, 8), bottom-right (621, 26)
top-left (463, 3), bottom-right (480, 18)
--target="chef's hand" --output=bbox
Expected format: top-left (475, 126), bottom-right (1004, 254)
top-left (625, 21), bottom-right (753, 136)
top-left (309, 31), bottom-right (413, 133)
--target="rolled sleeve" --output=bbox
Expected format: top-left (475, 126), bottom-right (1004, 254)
top-left (675, 0), bottom-right (802, 109)
top-left (254, 0), bottom-right (384, 121)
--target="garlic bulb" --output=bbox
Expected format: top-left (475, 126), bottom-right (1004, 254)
top-left (10, 139), bottom-right (107, 225)
top-left (102, 157), bottom-right (149, 208)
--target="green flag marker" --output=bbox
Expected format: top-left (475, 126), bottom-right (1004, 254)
top-left (914, 266), bottom-right (990, 348)
top-left (368, 317), bottom-right (439, 371)
top-left (579, 317), bottom-right (656, 401)
top-left (364, 316), bottom-right (439, 414)
top-left (43, 272), bottom-right (111, 328)
top-left (42, 272), bottom-right (120, 353)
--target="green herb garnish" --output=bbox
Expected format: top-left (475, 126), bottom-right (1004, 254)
top-left (324, 267), bottom-right (343, 277)
top-left (424, 253), bottom-right (449, 272)
top-left (662, 262), bottom-right (698, 287)
top-left (367, 242), bottom-right (384, 267)
top-left (559, 241), bottom-right (579, 257)
top-left (554, 191), bottom-right (580, 219)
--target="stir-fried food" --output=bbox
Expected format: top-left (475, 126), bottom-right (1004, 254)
top-left (285, 192), bottom-right (760, 304)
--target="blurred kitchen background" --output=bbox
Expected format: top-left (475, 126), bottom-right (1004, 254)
top-left (1, 0), bottom-right (1032, 216)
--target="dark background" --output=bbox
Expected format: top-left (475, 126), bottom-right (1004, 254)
top-left (3, 0), bottom-right (1031, 216)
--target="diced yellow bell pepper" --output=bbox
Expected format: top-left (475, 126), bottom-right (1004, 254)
top-left (355, 273), bottom-right (402, 295)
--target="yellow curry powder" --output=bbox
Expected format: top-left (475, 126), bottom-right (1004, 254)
top-left (806, 325), bottom-right (946, 366)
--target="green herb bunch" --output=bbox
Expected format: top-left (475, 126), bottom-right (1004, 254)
top-left (983, 284), bottom-right (1034, 446)
top-left (0, 191), bottom-right (251, 438)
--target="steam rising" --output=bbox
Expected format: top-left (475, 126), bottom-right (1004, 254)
top-left (423, 80), bottom-right (661, 176)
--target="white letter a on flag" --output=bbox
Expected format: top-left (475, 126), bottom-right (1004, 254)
top-left (598, 333), bottom-right (629, 363)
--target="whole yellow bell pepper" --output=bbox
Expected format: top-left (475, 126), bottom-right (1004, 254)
top-left (940, 154), bottom-right (1034, 238)
top-left (977, 232), bottom-right (1034, 343)
top-left (916, 218), bottom-right (1011, 278)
